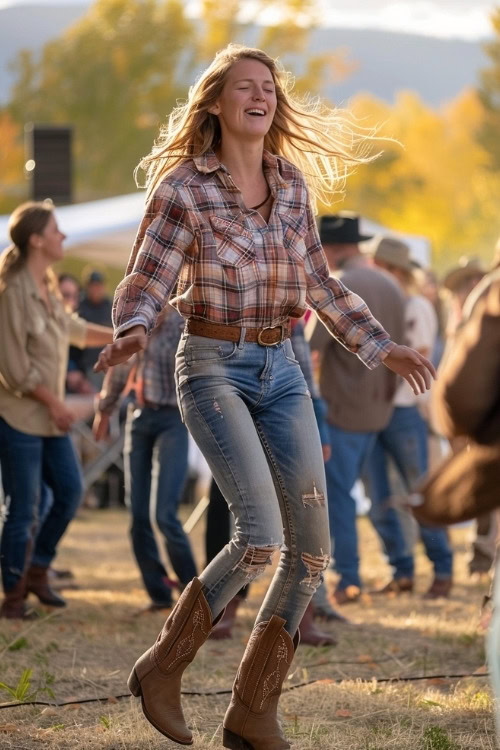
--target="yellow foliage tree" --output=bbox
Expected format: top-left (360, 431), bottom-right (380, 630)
top-left (0, 111), bottom-right (26, 213)
top-left (340, 89), bottom-right (500, 270)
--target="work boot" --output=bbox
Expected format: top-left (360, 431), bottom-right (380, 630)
top-left (210, 595), bottom-right (244, 640)
top-left (298, 602), bottom-right (337, 647)
top-left (128, 577), bottom-right (221, 745)
top-left (223, 615), bottom-right (298, 750)
top-left (333, 585), bottom-right (361, 605)
top-left (371, 577), bottom-right (414, 595)
top-left (423, 577), bottom-right (452, 600)
top-left (0, 577), bottom-right (37, 620)
top-left (26, 565), bottom-right (66, 607)
top-left (313, 582), bottom-right (348, 622)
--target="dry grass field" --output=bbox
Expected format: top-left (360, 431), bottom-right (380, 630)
top-left (0, 507), bottom-right (495, 750)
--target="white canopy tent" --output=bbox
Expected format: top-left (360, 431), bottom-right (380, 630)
top-left (0, 193), bottom-right (431, 269)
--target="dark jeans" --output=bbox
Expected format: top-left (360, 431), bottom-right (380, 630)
top-left (124, 404), bottom-right (197, 607)
top-left (365, 406), bottom-right (453, 579)
top-left (324, 423), bottom-right (377, 589)
top-left (205, 479), bottom-right (248, 600)
top-left (0, 417), bottom-right (82, 592)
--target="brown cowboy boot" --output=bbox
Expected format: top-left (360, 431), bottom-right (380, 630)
top-left (210, 594), bottom-right (244, 640)
top-left (371, 577), bottom-right (414, 596)
top-left (0, 576), bottom-right (37, 620)
top-left (26, 565), bottom-right (66, 607)
top-left (423, 577), bottom-right (452, 600)
top-left (128, 577), bottom-right (221, 746)
top-left (223, 615), bottom-right (299, 750)
top-left (298, 602), bottom-right (337, 647)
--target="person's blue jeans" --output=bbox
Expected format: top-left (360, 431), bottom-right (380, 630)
top-left (0, 417), bottom-right (82, 592)
top-left (175, 333), bottom-right (331, 637)
top-left (324, 423), bottom-right (377, 589)
top-left (365, 406), bottom-right (453, 579)
top-left (125, 404), bottom-right (197, 607)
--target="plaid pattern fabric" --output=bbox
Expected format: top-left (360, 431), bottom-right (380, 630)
top-left (99, 307), bottom-right (183, 412)
top-left (114, 150), bottom-right (394, 369)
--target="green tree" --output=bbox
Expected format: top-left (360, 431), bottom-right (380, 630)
top-left (478, 7), bottom-right (500, 169)
top-left (9, 0), bottom-right (194, 199)
top-left (6, 0), bottom-right (353, 201)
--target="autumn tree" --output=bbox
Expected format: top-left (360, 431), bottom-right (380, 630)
top-left (7, 0), bottom-right (350, 201)
top-left (478, 6), bottom-right (500, 169)
top-left (9, 0), bottom-right (194, 198)
top-left (256, 0), bottom-right (357, 97)
top-left (0, 110), bottom-right (26, 212)
top-left (343, 89), bottom-right (500, 270)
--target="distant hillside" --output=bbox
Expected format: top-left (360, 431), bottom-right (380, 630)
top-left (0, 4), bottom-right (489, 106)
top-left (0, 4), bottom-right (87, 101)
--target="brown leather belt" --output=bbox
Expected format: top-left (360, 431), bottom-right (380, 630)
top-left (185, 319), bottom-right (291, 346)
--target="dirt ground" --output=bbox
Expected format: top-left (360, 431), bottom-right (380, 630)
top-left (0, 507), bottom-right (495, 749)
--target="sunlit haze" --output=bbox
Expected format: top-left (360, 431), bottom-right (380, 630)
top-left (0, 0), bottom-right (496, 40)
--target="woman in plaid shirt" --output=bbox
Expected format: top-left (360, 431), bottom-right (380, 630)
top-left (96, 44), bottom-right (435, 750)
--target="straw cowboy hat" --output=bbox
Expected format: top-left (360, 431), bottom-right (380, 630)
top-left (370, 236), bottom-right (417, 273)
top-left (443, 256), bottom-right (486, 292)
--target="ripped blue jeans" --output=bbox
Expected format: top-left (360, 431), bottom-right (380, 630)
top-left (175, 333), bottom-right (331, 636)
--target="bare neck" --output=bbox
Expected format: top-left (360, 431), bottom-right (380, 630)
top-left (217, 137), bottom-right (265, 188)
top-left (26, 251), bottom-right (51, 289)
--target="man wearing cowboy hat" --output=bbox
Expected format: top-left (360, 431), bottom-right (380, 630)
top-left (368, 236), bottom-right (454, 599)
top-left (308, 213), bottom-right (406, 605)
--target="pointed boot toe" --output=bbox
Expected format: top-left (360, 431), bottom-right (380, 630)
top-left (129, 577), bottom-right (220, 745)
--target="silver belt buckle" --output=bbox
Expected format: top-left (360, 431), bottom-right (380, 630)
top-left (257, 324), bottom-right (284, 346)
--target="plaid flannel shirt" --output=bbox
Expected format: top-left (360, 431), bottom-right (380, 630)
top-left (99, 307), bottom-right (183, 413)
top-left (113, 150), bottom-right (394, 369)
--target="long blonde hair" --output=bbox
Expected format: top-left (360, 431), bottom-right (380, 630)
top-left (136, 44), bottom-right (381, 208)
top-left (0, 201), bottom-right (59, 295)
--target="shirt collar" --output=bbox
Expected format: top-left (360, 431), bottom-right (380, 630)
top-left (193, 149), bottom-right (292, 188)
top-left (20, 264), bottom-right (43, 301)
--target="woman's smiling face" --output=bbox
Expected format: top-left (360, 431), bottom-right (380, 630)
top-left (210, 58), bottom-right (277, 142)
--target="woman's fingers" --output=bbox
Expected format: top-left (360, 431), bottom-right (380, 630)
top-left (405, 372), bottom-right (420, 396)
top-left (94, 346), bottom-right (112, 373)
top-left (408, 371), bottom-right (423, 395)
top-left (418, 353), bottom-right (437, 381)
top-left (94, 334), bottom-right (146, 373)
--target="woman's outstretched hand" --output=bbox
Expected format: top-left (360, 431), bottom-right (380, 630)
top-left (93, 326), bottom-right (147, 374)
top-left (383, 344), bottom-right (437, 395)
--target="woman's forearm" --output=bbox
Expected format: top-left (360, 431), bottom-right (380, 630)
top-left (29, 383), bottom-right (59, 408)
top-left (84, 323), bottom-right (114, 348)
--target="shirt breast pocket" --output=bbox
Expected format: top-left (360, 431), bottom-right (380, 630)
top-left (209, 215), bottom-right (256, 268)
top-left (27, 313), bottom-right (47, 339)
top-left (280, 213), bottom-right (307, 262)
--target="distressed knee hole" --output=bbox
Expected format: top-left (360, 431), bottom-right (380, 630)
top-left (302, 483), bottom-right (325, 508)
top-left (237, 545), bottom-right (278, 582)
top-left (300, 550), bottom-right (330, 591)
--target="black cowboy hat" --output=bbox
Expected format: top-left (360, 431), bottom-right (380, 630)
top-left (319, 212), bottom-right (373, 245)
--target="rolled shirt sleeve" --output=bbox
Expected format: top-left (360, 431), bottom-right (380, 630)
top-left (113, 185), bottom-right (195, 338)
top-left (0, 286), bottom-right (42, 394)
top-left (303, 202), bottom-right (395, 369)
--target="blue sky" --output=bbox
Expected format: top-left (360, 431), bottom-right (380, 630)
top-left (1, 0), bottom-right (497, 40)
